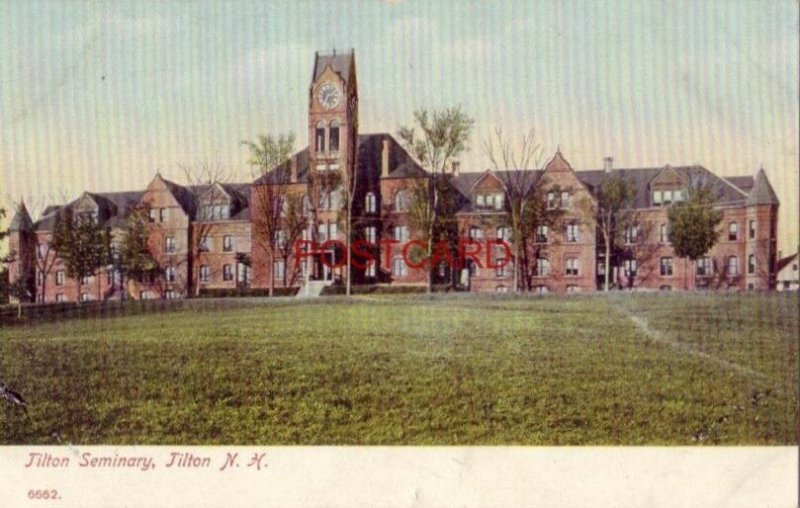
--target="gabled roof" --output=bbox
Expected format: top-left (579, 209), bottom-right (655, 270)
top-left (776, 253), bottom-right (798, 273)
top-left (723, 176), bottom-right (754, 194)
top-left (32, 191), bottom-right (144, 231)
top-left (9, 203), bottom-right (33, 232)
top-left (543, 150), bottom-right (572, 172)
top-left (745, 168), bottom-right (779, 206)
top-left (312, 51), bottom-right (354, 83)
top-left (159, 176), bottom-right (198, 218)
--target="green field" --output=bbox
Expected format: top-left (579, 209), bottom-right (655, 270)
top-left (0, 293), bottom-right (796, 445)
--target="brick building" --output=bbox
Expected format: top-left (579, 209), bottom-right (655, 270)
top-left (6, 50), bottom-right (781, 302)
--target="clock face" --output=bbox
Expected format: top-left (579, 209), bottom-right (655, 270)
top-left (317, 81), bottom-right (341, 110)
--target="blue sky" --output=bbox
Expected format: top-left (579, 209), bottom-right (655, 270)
top-left (1, 1), bottom-right (797, 250)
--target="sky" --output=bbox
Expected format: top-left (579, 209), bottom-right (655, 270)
top-left (1, 0), bottom-right (797, 253)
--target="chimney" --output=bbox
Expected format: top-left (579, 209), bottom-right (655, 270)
top-left (603, 156), bottom-right (614, 172)
top-left (451, 160), bottom-right (460, 175)
top-left (290, 156), bottom-right (298, 183)
top-left (381, 138), bottom-right (390, 178)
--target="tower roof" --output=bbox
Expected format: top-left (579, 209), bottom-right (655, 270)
top-left (9, 202), bottom-right (33, 232)
top-left (745, 168), bottom-right (779, 206)
top-left (312, 50), bottom-right (354, 83)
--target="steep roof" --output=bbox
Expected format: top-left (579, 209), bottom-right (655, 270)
top-left (313, 51), bottom-right (354, 83)
top-left (776, 253), bottom-right (798, 273)
top-left (724, 176), bottom-right (754, 194)
top-left (32, 191), bottom-right (144, 231)
top-left (745, 168), bottom-right (780, 206)
top-left (9, 203), bottom-right (33, 232)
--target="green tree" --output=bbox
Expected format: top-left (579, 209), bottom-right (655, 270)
top-left (668, 179), bottom-right (723, 289)
top-left (398, 106), bottom-right (474, 292)
top-left (119, 203), bottom-right (160, 294)
top-left (51, 208), bottom-right (112, 302)
top-left (242, 133), bottom-right (298, 297)
top-left (591, 172), bottom-right (636, 291)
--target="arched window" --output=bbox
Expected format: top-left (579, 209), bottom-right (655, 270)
top-left (315, 120), bottom-right (327, 153)
top-left (329, 119), bottom-right (340, 153)
top-left (365, 192), bottom-right (376, 213)
top-left (301, 195), bottom-right (312, 216)
top-left (394, 190), bottom-right (409, 212)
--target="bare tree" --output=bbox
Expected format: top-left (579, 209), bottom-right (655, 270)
top-left (242, 133), bottom-right (296, 297)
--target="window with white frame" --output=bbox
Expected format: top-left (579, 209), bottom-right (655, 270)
top-left (496, 226), bottom-right (511, 242)
top-left (660, 224), bottom-right (669, 243)
top-left (165, 236), bottom-right (176, 253)
top-left (365, 192), bottom-right (377, 213)
top-left (223, 264), bottom-right (233, 281)
top-left (148, 208), bottom-right (156, 223)
top-left (566, 223), bottom-right (579, 243)
top-left (365, 226), bottom-right (377, 244)
top-left (392, 257), bottom-right (407, 277)
top-left (56, 270), bottom-right (65, 286)
top-left (546, 192), bottom-right (557, 209)
top-left (652, 190), bottom-right (662, 206)
top-left (493, 193), bottom-right (504, 210)
top-left (55, 293), bottom-right (64, 303)
top-left (748, 254), bottom-right (756, 275)
top-left (696, 257), bottom-right (713, 276)
top-left (394, 190), bottom-right (409, 212)
top-left (674, 189), bottom-right (684, 202)
top-left (663, 190), bottom-right (673, 205)
top-left (624, 259), bottom-right (637, 276)
top-left (727, 256), bottom-right (739, 276)
top-left (160, 208), bottom-right (168, 222)
top-left (660, 257), bottom-right (674, 276)
top-left (748, 220), bottom-right (756, 239)
top-left (728, 222), bottom-right (738, 241)
top-left (535, 257), bottom-right (550, 276)
top-left (273, 260), bottom-right (285, 280)
top-left (165, 266), bottom-right (175, 283)
top-left (495, 258), bottom-right (511, 277)
top-left (560, 191), bottom-right (570, 208)
top-left (81, 274), bottom-right (92, 286)
top-left (469, 226), bottom-right (483, 240)
top-left (624, 225), bottom-right (638, 244)
top-left (37, 270), bottom-right (44, 286)
top-left (200, 265), bottom-right (210, 283)
top-left (476, 194), bottom-right (485, 208)
top-left (199, 235), bottom-right (210, 251)
top-left (140, 290), bottom-right (154, 300)
top-left (394, 225), bottom-right (409, 242)
top-left (37, 244), bottom-right (46, 259)
top-left (536, 225), bottom-right (549, 243)
top-left (276, 230), bottom-right (287, 248)
top-left (565, 257), bottom-right (579, 276)
top-left (365, 261), bottom-right (376, 278)
top-left (80, 293), bottom-right (92, 302)
top-left (223, 235), bottom-right (234, 252)
top-left (597, 261), bottom-right (606, 276)
top-left (165, 290), bottom-right (177, 300)
top-left (301, 195), bottom-right (312, 216)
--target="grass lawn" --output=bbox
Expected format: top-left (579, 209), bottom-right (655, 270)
top-left (0, 292), bottom-right (796, 445)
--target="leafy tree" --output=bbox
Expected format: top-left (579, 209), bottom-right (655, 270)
top-left (398, 106), bottom-right (474, 292)
top-left (51, 208), bottom-right (112, 302)
top-left (592, 172), bottom-right (636, 291)
top-left (119, 203), bottom-right (160, 294)
top-left (243, 133), bottom-right (299, 296)
top-left (668, 179), bottom-right (723, 289)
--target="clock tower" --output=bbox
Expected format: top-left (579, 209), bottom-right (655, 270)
top-left (308, 50), bottom-right (358, 181)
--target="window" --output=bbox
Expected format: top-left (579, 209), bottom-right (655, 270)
top-left (276, 230), bottom-right (286, 248)
top-left (560, 191), bottom-right (570, 208)
top-left (696, 257), bottom-right (713, 276)
top-left (535, 257), bottom-right (550, 276)
top-left (81, 274), bottom-right (91, 286)
top-left (547, 192), bottom-right (556, 209)
top-left (274, 260), bottom-right (286, 280)
top-left (55, 293), bottom-right (64, 303)
top-left (365, 192), bottom-right (377, 213)
top-left (597, 261), bottom-right (606, 276)
top-left (365, 226), bottom-right (377, 244)
top-left (80, 293), bottom-right (92, 302)
top-left (199, 236), bottom-right (210, 252)
top-left (566, 223), bottom-right (579, 243)
top-left (165, 290), bottom-right (177, 300)
top-left (749, 220), bottom-right (756, 239)
top-left (536, 225), bottom-right (549, 243)
top-left (727, 256), bottom-right (739, 276)
top-left (476, 194), bottom-right (485, 207)
top-left (394, 225), bottom-right (409, 242)
top-left (565, 258), bottom-right (579, 276)
top-left (37, 271), bottom-right (44, 286)
top-left (653, 190), bottom-right (662, 206)
top-left (200, 265), bottom-right (210, 283)
top-left (56, 270), bottom-right (65, 286)
top-left (318, 223), bottom-right (328, 242)
top-left (302, 195), bottom-right (312, 216)
top-left (494, 193), bottom-right (504, 210)
top-left (469, 226), bottom-right (483, 240)
top-left (495, 258), bottom-right (510, 277)
top-left (315, 121), bottom-right (326, 153)
top-left (496, 226), bottom-right (511, 242)
top-left (624, 225), bottom-right (638, 244)
top-left (165, 236), bottom-right (176, 253)
top-left (36, 244), bottom-right (46, 259)
top-left (728, 222), bottom-right (738, 241)
top-left (624, 259), bottom-right (637, 276)
top-left (663, 190), bottom-right (673, 205)
top-left (534, 285), bottom-right (549, 294)
top-left (148, 209), bottom-right (156, 223)
top-left (566, 285), bottom-right (580, 293)
top-left (392, 257), bottom-right (407, 277)
top-left (674, 189), bottom-right (684, 202)
top-left (660, 224), bottom-right (669, 243)
top-left (221, 264), bottom-right (232, 282)
top-left (660, 257), bottom-right (674, 276)
top-left (165, 266), bottom-right (175, 283)
top-left (160, 208), bottom-right (168, 222)
top-left (748, 254), bottom-right (755, 275)
top-left (140, 290), bottom-right (154, 300)
top-left (329, 120), bottom-right (340, 153)
top-left (468, 260), bottom-right (479, 277)
top-left (223, 235), bottom-right (233, 252)
top-left (365, 261), bottom-right (376, 278)
top-left (394, 190), bottom-right (409, 212)
top-left (496, 285), bottom-right (509, 293)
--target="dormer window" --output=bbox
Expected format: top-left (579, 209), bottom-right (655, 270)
top-left (160, 208), bottom-right (168, 222)
top-left (475, 193), bottom-right (503, 210)
top-left (560, 191), bottom-right (570, 208)
top-left (547, 192), bottom-right (557, 210)
top-left (652, 191), bottom-right (662, 206)
top-left (673, 189), bottom-right (684, 202)
top-left (663, 190), bottom-right (673, 205)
